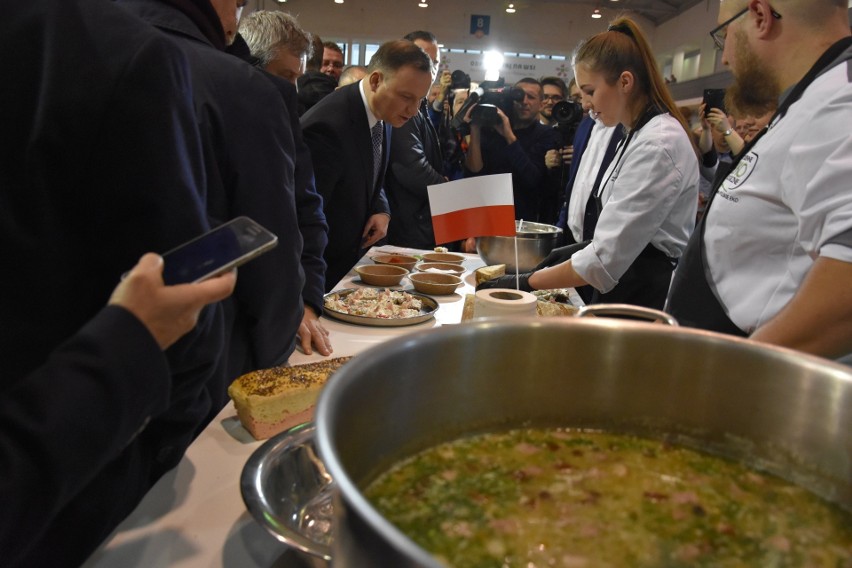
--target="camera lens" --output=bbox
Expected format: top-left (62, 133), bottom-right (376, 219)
top-left (552, 101), bottom-right (582, 124)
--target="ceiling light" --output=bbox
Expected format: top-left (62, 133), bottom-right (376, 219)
top-left (418, 1), bottom-right (429, 6)
top-left (506, 3), bottom-right (516, 13)
top-left (334, 0), bottom-right (344, 3)
top-left (483, 50), bottom-right (504, 81)
top-left (591, 8), bottom-right (602, 18)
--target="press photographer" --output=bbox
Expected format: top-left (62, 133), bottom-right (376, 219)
top-left (541, 97), bottom-right (584, 223)
top-left (539, 76), bottom-right (568, 127)
top-left (463, 77), bottom-right (561, 223)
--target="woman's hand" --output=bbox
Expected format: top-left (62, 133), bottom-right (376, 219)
top-left (705, 107), bottom-right (732, 134)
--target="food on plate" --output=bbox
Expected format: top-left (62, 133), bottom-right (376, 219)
top-left (533, 288), bottom-right (578, 316)
top-left (535, 300), bottom-right (578, 317)
top-left (324, 288), bottom-right (424, 319)
top-left (365, 428), bottom-right (852, 566)
top-left (474, 264), bottom-right (506, 285)
top-left (228, 357), bottom-right (352, 440)
top-left (461, 293), bottom-right (576, 320)
top-left (433, 246), bottom-right (449, 253)
top-left (532, 288), bottom-right (573, 304)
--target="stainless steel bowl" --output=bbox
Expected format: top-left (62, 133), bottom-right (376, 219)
top-left (475, 220), bottom-right (562, 271)
top-left (240, 422), bottom-right (333, 567)
top-left (315, 318), bottom-right (852, 567)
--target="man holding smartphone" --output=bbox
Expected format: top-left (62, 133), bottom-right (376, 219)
top-left (1, 1), bottom-right (232, 564)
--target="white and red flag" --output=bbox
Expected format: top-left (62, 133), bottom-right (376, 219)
top-left (427, 174), bottom-right (516, 245)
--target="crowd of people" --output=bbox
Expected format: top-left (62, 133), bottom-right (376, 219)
top-left (1, 0), bottom-right (850, 564)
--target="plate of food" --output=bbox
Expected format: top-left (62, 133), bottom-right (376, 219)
top-left (533, 288), bottom-right (580, 317)
top-left (323, 288), bottom-right (438, 327)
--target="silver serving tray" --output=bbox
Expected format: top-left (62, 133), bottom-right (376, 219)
top-left (322, 288), bottom-right (438, 327)
top-left (241, 422), bottom-right (332, 565)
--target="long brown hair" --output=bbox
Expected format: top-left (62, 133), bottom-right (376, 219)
top-left (573, 17), bottom-right (696, 154)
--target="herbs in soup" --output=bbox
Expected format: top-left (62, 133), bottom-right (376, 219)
top-left (364, 429), bottom-right (852, 566)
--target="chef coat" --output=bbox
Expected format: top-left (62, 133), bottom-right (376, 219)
top-left (701, 47), bottom-right (852, 333)
top-left (571, 113), bottom-right (698, 293)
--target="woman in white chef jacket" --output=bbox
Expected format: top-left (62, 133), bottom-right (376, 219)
top-left (480, 17), bottom-right (698, 309)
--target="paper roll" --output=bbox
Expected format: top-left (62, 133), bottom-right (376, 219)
top-left (473, 288), bottom-right (537, 319)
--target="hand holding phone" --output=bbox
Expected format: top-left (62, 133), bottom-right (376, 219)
top-left (161, 216), bottom-right (278, 285)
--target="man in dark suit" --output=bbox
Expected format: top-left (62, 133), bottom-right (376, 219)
top-left (1, 0), bottom-right (227, 564)
top-left (229, 20), bottom-right (332, 356)
top-left (117, 0), bottom-right (306, 394)
top-left (385, 31), bottom-right (448, 250)
top-left (302, 40), bottom-right (434, 288)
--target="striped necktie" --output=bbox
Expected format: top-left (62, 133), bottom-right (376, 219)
top-left (371, 120), bottom-right (384, 189)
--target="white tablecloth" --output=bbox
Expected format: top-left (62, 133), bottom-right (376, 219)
top-left (83, 246), bottom-right (495, 567)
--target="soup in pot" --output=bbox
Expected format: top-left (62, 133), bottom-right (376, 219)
top-left (365, 429), bottom-right (852, 567)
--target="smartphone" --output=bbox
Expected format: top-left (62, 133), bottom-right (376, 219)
top-left (703, 88), bottom-right (726, 114)
top-left (161, 216), bottom-right (278, 285)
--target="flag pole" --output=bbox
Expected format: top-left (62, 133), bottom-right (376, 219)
top-left (514, 219), bottom-right (521, 289)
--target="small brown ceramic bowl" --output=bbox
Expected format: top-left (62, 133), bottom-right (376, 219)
top-left (420, 252), bottom-right (466, 264)
top-left (414, 262), bottom-right (466, 276)
top-left (371, 254), bottom-right (419, 272)
top-left (408, 272), bottom-right (462, 296)
top-left (355, 264), bottom-right (409, 287)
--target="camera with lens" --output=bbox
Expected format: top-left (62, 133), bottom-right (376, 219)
top-left (551, 99), bottom-right (584, 147)
top-left (451, 78), bottom-right (526, 131)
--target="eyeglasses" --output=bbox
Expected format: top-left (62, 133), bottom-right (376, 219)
top-left (542, 94), bottom-right (564, 102)
top-left (709, 5), bottom-right (781, 51)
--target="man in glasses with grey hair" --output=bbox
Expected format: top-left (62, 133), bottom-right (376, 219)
top-left (667, 0), bottom-right (852, 361)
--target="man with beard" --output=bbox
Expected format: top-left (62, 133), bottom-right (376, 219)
top-left (667, 0), bottom-right (852, 360)
top-left (464, 77), bottom-right (561, 223)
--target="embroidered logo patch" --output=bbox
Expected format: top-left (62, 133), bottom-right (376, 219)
top-left (723, 150), bottom-right (758, 191)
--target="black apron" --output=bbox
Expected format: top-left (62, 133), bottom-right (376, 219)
top-left (578, 105), bottom-right (677, 310)
top-left (667, 37), bottom-right (852, 334)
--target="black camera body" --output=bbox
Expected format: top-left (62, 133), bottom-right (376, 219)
top-left (450, 70), bottom-right (471, 90)
top-left (551, 100), bottom-right (584, 147)
top-left (451, 79), bottom-right (526, 131)
top-left (470, 87), bottom-right (525, 126)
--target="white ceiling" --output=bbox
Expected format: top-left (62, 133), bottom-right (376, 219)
top-left (508, 0), bottom-right (707, 25)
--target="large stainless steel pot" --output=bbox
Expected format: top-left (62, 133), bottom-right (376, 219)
top-left (315, 318), bottom-right (852, 567)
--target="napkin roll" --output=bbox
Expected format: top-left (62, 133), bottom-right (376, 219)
top-left (473, 288), bottom-right (537, 319)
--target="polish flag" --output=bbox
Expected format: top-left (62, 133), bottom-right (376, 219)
top-left (427, 174), bottom-right (516, 244)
